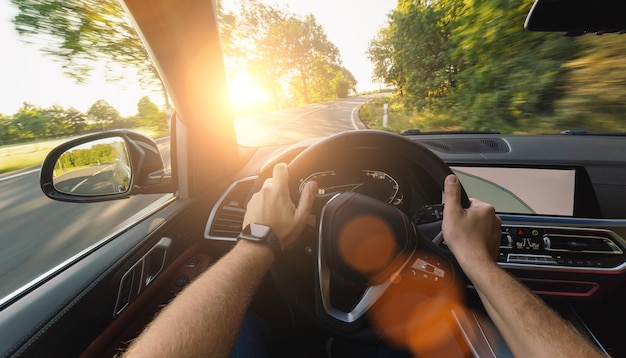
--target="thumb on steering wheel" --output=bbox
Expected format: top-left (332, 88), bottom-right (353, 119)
top-left (443, 174), bottom-right (465, 220)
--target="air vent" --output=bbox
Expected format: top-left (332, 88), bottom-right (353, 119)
top-left (545, 234), bottom-right (623, 254)
top-left (419, 138), bottom-right (510, 153)
top-left (204, 177), bottom-right (257, 240)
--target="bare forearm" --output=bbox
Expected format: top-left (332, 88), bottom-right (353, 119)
top-left (467, 262), bottom-right (604, 358)
top-left (124, 240), bottom-right (274, 358)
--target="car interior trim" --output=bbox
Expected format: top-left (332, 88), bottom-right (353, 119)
top-left (204, 176), bottom-right (259, 241)
top-left (500, 214), bottom-right (626, 226)
top-left (452, 309), bottom-right (498, 358)
top-left (114, 236), bottom-right (172, 316)
top-left (516, 278), bottom-right (600, 297)
top-left (499, 261), bottom-right (626, 274)
top-left (0, 197), bottom-right (187, 357)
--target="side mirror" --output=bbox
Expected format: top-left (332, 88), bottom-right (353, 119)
top-left (40, 130), bottom-right (173, 202)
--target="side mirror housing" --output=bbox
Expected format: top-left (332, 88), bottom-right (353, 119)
top-left (40, 130), bottom-right (172, 202)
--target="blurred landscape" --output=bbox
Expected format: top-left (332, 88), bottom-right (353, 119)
top-left (4, 0), bottom-right (626, 175)
top-left (362, 0), bottom-right (626, 134)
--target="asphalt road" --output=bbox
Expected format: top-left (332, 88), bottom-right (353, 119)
top-left (234, 96), bottom-right (376, 146)
top-left (0, 95), bottom-right (379, 303)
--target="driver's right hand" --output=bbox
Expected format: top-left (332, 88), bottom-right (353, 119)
top-left (243, 163), bottom-right (318, 249)
top-left (441, 174), bottom-right (502, 272)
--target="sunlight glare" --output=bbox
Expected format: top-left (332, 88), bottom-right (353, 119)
top-left (227, 74), bottom-right (272, 115)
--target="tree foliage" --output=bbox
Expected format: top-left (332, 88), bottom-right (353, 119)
top-left (366, 0), bottom-right (626, 133)
top-left (0, 98), bottom-right (165, 145)
top-left (552, 35), bottom-right (626, 132)
top-left (11, 0), bottom-right (355, 109)
top-left (134, 96), bottom-right (168, 132)
top-left (57, 143), bottom-right (120, 169)
top-left (229, 0), bottom-right (357, 105)
top-left (10, 0), bottom-right (182, 109)
top-left (11, 1), bottom-right (157, 86)
top-left (87, 100), bottom-right (122, 131)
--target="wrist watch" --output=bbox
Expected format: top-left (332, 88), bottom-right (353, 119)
top-left (238, 223), bottom-right (282, 257)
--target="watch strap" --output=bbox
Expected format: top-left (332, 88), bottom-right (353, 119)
top-left (263, 231), bottom-right (282, 258)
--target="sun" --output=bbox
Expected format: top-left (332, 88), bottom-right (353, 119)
top-left (227, 74), bottom-right (272, 115)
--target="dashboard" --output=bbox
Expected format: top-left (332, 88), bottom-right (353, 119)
top-left (416, 133), bottom-right (626, 299)
top-left (206, 132), bottom-right (626, 301)
top-left (299, 170), bottom-right (404, 206)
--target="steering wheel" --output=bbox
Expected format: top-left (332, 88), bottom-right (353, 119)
top-left (271, 130), bottom-right (470, 335)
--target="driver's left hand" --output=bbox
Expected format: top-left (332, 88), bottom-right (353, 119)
top-left (243, 163), bottom-right (318, 248)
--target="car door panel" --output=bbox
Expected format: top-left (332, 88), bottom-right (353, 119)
top-left (0, 197), bottom-right (190, 357)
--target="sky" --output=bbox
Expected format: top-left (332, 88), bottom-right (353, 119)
top-left (0, 1), bottom-right (396, 117)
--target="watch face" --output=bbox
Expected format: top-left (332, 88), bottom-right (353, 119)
top-left (244, 223), bottom-right (271, 240)
top-left (239, 223), bottom-right (281, 256)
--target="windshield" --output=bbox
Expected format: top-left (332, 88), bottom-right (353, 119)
top-left (218, 0), bottom-right (625, 147)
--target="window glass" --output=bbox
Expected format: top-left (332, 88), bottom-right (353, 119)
top-left (0, 1), bottom-right (172, 305)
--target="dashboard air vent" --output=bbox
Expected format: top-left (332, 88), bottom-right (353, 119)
top-left (205, 177), bottom-right (257, 240)
top-left (419, 138), bottom-right (510, 154)
top-left (545, 234), bottom-right (623, 254)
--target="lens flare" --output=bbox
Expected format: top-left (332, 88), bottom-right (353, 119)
top-left (338, 215), bottom-right (397, 278)
top-left (367, 253), bottom-right (476, 357)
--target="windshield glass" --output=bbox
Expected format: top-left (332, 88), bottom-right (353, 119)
top-left (219, 0), bottom-right (625, 147)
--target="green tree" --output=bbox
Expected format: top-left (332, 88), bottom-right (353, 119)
top-left (87, 100), bottom-right (122, 131)
top-left (11, 103), bottom-right (48, 140)
top-left (41, 106), bottom-right (89, 136)
top-left (234, 0), bottom-right (349, 105)
top-left (0, 114), bottom-right (14, 145)
top-left (448, 0), bottom-right (577, 131)
top-left (63, 107), bottom-right (90, 134)
top-left (367, 24), bottom-right (401, 91)
top-left (368, 0), bottom-right (579, 132)
top-left (334, 67), bottom-right (358, 98)
top-left (135, 96), bottom-right (168, 133)
top-left (390, 0), bottom-right (460, 110)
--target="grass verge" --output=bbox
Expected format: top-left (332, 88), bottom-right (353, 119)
top-left (0, 139), bottom-right (72, 175)
top-left (359, 94), bottom-right (461, 133)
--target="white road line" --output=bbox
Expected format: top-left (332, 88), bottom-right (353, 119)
top-left (70, 178), bottom-right (90, 193)
top-left (0, 168), bottom-right (40, 182)
top-left (351, 104), bottom-right (363, 130)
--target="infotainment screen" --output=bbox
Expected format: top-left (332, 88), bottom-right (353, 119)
top-left (450, 166), bottom-right (576, 216)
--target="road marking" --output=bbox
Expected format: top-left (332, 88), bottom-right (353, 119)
top-left (351, 104), bottom-right (363, 130)
top-left (0, 168), bottom-right (40, 182)
top-left (71, 178), bottom-right (90, 193)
